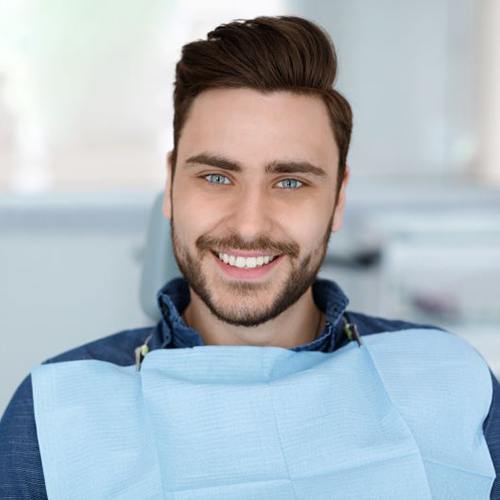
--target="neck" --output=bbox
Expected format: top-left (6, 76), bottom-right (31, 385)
top-left (182, 286), bottom-right (325, 349)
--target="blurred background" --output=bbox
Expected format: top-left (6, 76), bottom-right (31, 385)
top-left (1, 0), bottom-right (500, 414)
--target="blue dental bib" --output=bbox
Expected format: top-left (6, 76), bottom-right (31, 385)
top-left (31, 329), bottom-right (495, 499)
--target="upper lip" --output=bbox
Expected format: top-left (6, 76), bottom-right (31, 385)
top-left (213, 249), bottom-right (281, 258)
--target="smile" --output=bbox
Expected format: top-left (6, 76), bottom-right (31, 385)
top-left (211, 250), bottom-right (284, 280)
top-left (214, 251), bottom-right (279, 269)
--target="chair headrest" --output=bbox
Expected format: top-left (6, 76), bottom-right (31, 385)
top-left (139, 192), bottom-right (181, 321)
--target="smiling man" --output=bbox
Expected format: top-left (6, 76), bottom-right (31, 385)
top-left (1, 15), bottom-right (499, 500)
top-left (167, 87), bottom-right (343, 348)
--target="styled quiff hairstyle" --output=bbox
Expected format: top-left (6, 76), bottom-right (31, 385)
top-left (172, 15), bottom-right (353, 202)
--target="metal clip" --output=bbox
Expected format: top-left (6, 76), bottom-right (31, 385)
top-left (135, 334), bottom-right (153, 371)
top-left (342, 316), bottom-right (363, 347)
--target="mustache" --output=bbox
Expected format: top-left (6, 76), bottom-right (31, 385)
top-left (196, 234), bottom-right (300, 259)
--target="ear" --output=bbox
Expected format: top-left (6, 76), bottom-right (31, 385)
top-left (331, 165), bottom-right (350, 233)
top-left (162, 151), bottom-right (174, 220)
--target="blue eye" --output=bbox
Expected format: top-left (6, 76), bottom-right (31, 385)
top-left (204, 174), bottom-right (231, 185)
top-left (276, 178), bottom-right (304, 190)
top-left (202, 174), bottom-right (304, 190)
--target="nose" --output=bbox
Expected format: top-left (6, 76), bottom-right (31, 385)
top-left (228, 187), bottom-right (273, 241)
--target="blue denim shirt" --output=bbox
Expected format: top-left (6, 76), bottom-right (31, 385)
top-left (1, 276), bottom-right (499, 498)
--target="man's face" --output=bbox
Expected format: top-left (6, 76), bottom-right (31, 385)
top-left (163, 88), bottom-right (348, 327)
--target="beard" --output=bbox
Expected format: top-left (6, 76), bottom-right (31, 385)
top-left (169, 204), bottom-right (335, 328)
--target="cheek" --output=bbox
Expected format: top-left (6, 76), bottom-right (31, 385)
top-left (284, 215), bottom-right (329, 262)
top-left (172, 199), bottom-right (214, 248)
top-left (288, 206), bottom-right (326, 238)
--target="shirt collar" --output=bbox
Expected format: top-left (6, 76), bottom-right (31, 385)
top-left (156, 276), bottom-right (349, 352)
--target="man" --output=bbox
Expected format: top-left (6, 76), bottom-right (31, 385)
top-left (1, 15), bottom-right (499, 499)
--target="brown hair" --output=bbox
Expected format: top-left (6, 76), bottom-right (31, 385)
top-left (171, 15), bottom-right (353, 201)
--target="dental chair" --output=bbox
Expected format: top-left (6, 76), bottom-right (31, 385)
top-left (139, 192), bottom-right (181, 322)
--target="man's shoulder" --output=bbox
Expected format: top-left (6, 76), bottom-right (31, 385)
top-left (0, 325), bottom-right (157, 498)
top-left (345, 310), bottom-right (484, 364)
top-left (345, 309), bottom-right (448, 337)
top-left (43, 325), bottom-right (155, 368)
top-left (345, 310), bottom-right (500, 495)
top-left (2, 324), bottom-right (155, 424)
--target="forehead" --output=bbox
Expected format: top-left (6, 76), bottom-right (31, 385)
top-left (177, 88), bottom-right (339, 169)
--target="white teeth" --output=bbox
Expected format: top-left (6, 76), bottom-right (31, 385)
top-left (217, 252), bottom-right (278, 268)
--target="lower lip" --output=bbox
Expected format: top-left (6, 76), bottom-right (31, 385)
top-left (212, 252), bottom-right (284, 280)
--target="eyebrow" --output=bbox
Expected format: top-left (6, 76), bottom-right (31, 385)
top-left (184, 153), bottom-right (328, 178)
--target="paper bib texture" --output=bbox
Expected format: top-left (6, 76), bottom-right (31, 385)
top-left (32, 329), bottom-right (495, 499)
